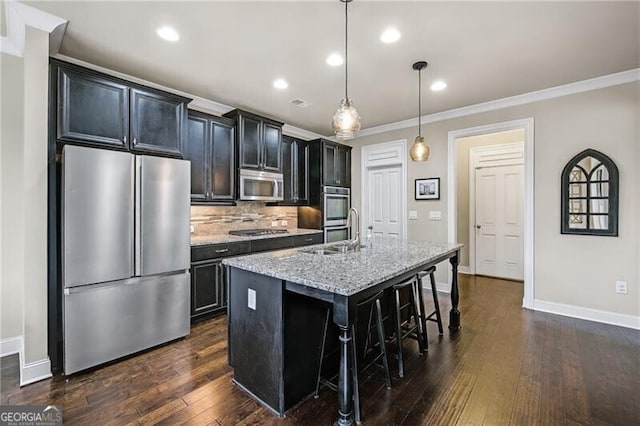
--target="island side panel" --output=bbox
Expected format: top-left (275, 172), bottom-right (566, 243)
top-left (228, 267), bottom-right (285, 415)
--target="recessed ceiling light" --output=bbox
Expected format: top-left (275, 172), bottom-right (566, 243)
top-left (380, 27), bottom-right (401, 44)
top-left (273, 79), bottom-right (288, 89)
top-left (156, 26), bottom-right (179, 42)
top-left (431, 80), bottom-right (447, 91)
top-left (326, 53), bottom-right (344, 66)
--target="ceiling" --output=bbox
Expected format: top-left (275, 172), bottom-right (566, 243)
top-left (25, 1), bottom-right (640, 137)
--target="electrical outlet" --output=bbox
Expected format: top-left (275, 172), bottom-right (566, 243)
top-left (429, 211), bottom-right (442, 221)
top-left (615, 281), bottom-right (628, 294)
top-left (190, 225), bottom-right (195, 233)
top-left (280, 220), bottom-right (288, 226)
top-left (248, 288), bottom-right (256, 310)
top-left (271, 221), bottom-right (279, 227)
top-left (409, 210), bottom-right (418, 220)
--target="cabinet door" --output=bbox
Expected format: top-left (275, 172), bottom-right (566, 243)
top-left (185, 115), bottom-right (209, 201)
top-left (239, 115), bottom-right (261, 169)
top-left (210, 120), bottom-right (235, 201)
top-left (262, 122), bottom-right (282, 172)
top-left (130, 88), bottom-right (185, 157)
top-left (281, 137), bottom-right (295, 202)
top-left (296, 141), bottom-right (310, 203)
top-left (191, 260), bottom-right (225, 320)
top-left (323, 144), bottom-right (337, 186)
top-left (57, 67), bottom-right (129, 148)
top-left (336, 146), bottom-right (351, 187)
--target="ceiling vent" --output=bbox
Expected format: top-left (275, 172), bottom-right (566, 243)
top-left (289, 99), bottom-right (312, 108)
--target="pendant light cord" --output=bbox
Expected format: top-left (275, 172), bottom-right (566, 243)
top-left (418, 67), bottom-right (422, 137)
top-left (344, 0), bottom-right (349, 100)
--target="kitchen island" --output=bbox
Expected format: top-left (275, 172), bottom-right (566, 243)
top-left (223, 238), bottom-right (462, 426)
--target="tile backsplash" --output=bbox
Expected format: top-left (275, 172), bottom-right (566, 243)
top-left (191, 202), bottom-right (298, 236)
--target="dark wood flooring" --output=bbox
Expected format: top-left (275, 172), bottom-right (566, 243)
top-left (1, 275), bottom-right (639, 425)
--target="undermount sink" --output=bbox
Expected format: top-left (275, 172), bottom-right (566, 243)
top-left (299, 243), bottom-right (366, 255)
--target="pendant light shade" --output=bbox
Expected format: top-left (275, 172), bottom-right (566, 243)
top-left (332, 0), bottom-right (361, 140)
top-left (410, 61), bottom-right (430, 161)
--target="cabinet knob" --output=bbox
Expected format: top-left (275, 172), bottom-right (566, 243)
top-left (123, 136), bottom-right (127, 144)
top-left (336, 180), bottom-right (341, 184)
top-left (132, 137), bottom-right (137, 145)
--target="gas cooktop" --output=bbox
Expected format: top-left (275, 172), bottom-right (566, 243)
top-left (229, 228), bottom-right (289, 236)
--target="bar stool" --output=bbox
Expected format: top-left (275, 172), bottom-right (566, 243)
top-left (315, 290), bottom-right (392, 423)
top-left (417, 266), bottom-right (444, 348)
top-left (389, 277), bottom-right (425, 378)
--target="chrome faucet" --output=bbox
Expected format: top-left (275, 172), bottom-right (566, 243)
top-left (346, 207), bottom-right (361, 251)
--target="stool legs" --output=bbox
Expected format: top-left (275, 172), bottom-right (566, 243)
top-left (429, 271), bottom-right (444, 335)
top-left (375, 299), bottom-right (392, 388)
top-left (415, 277), bottom-right (429, 352)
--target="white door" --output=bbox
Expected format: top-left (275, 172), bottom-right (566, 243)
top-left (366, 166), bottom-right (403, 238)
top-left (475, 164), bottom-right (524, 280)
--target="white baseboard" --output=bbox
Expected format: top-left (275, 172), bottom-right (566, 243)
top-left (21, 358), bottom-right (52, 386)
top-left (1, 335), bottom-right (52, 386)
top-left (533, 299), bottom-right (640, 330)
top-left (458, 266), bottom-right (471, 275)
top-left (435, 281), bottom-right (451, 294)
top-left (0, 336), bottom-right (22, 357)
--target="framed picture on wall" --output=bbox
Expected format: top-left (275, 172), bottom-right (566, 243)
top-left (415, 178), bottom-right (440, 200)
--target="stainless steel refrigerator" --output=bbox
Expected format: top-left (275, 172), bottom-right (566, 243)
top-left (62, 145), bottom-right (191, 374)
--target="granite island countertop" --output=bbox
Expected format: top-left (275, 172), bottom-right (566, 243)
top-left (190, 228), bottom-right (323, 246)
top-left (222, 237), bottom-right (462, 296)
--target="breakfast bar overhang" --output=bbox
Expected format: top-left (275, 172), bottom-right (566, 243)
top-left (224, 238), bottom-right (462, 425)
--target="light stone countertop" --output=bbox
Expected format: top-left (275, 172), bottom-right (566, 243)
top-left (222, 237), bottom-right (462, 296)
top-left (190, 228), bottom-right (323, 246)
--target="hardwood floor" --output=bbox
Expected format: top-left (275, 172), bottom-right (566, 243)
top-left (1, 275), bottom-right (638, 425)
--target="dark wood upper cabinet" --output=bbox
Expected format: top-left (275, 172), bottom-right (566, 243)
top-left (57, 67), bottom-right (129, 148)
top-left (210, 119), bottom-right (235, 201)
top-left (223, 109), bottom-right (283, 173)
top-left (279, 135), bottom-right (309, 205)
top-left (186, 115), bottom-right (208, 202)
top-left (263, 122), bottom-right (282, 172)
top-left (130, 88), bottom-right (186, 157)
top-left (322, 141), bottom-right (351, 187)
top-left (185, 110), bottom-right (235, 204)
top-left (52, 59), bottom-right (190, 158)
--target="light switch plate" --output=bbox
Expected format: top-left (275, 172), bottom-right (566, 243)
top-left (248, 288), bottom-right (256, 310)
top-left (429, 211), bottom-right (442, 221)
top-left (615, 281), bottom-right (628, 294)
top-left (409, 210), bottom-right (418, 220)
top-left (271, 221), bottom-right (279, 227)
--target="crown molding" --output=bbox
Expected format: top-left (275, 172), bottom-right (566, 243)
top-left (281, 125), bottom-right (324, 141)
top-left (0, 0), bottom-right (67, 57)
top-left (353, 68), bottom-right (640, 139)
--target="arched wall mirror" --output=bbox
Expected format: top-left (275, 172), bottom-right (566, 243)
top-left (561, 149), bottom-right (619, 236)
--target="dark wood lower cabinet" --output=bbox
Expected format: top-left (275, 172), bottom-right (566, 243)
top-left (190, 232), bottom-right (323, 323)
top-left (190, 260), bottom-right (226, 322)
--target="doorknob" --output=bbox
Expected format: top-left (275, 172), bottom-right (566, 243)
top-left (476, 224), bottom-right (481, 229)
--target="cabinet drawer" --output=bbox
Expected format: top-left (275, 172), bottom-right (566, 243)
top-left (293, 233), bottom-right (323, 247)
top-left (250, 236), bottom-right (295, 253)
top-left (191, 241), bottom-right (250, 262)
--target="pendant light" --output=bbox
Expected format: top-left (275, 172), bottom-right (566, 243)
top-left (410, 61), bottom-right (430, 161)
top-left (332, 0), bottom-right (361, 140)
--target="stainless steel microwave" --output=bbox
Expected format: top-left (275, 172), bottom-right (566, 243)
top-left (239, 169), bottom-right (284, 201)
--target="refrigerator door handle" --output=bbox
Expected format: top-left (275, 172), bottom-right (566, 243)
top-left (134, 156), bottom-right (142, 277)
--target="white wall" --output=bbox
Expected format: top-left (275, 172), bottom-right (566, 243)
top-left (0, 52), bottom-right (25, 340)
top-left (0, 26), bottom-right (51, 382)
top-left (351, 82), bottom-right (639, 321)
